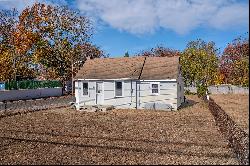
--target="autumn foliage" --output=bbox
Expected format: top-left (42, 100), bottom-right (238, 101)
top-left (180, 37), bottom-right (249, 96)
top-left (0, 3), bottom-right (248, 89)
top-left (180, 39), bottom-right (220, 96)
top-left (137, 45), bottom-right (180, 57)
top-left (219, 37), bottom-right (249, 86)
top-left (137, 37), bottom-right (248, 94)
top-left (0, 3), bottom-right (106, 82)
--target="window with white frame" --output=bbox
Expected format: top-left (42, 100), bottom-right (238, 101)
top-left (115, 81), bottom-right (123, 97)
top-left (151, 83), bottom-right (159, 94)
top-left (82, 82), bottom-right (88, 96)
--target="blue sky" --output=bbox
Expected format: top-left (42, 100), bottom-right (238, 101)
top-left (0, 0), bottom-right (249, 57)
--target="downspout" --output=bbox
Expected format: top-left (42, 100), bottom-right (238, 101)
top-left (130, 79), bottom-right (132, 105)
top-left (77, 80), bottom-right (80, 109)
top-left (139, 82), bottom-right (141, 108)
top-left (135, 81), bottom-right (137, 109)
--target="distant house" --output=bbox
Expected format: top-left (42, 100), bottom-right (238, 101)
top-left (74, 56), bottom-right (184, 111)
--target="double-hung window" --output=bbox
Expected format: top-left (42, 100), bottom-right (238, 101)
top-left (151, 83), bottom-right (159, 95)
top-left (115, 81), bottom-right (123, 97)
top-left (82, 82), bottom-right (88, 96)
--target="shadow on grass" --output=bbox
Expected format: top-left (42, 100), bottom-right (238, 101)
top-left (0, 127), bottom-right (236, 161)
top-left (0, 134), bottom-right (235, 160)
top-left (178, 99), bottom-right (199, 109)
top-left (0, 128), bottom-right (228, 149)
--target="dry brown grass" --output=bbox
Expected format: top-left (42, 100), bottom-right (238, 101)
top-left (210, 94), bottom-right (249, 134)
top-left (0, 95), bottom-right (239, 165)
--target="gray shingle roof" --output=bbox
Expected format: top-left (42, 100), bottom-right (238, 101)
top-left (140, 56), bottom-right (179, 80)
top-left (74, 56), bottom-right (145, 79)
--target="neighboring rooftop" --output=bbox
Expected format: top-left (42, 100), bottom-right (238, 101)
top-left (74, 56), bottom-right (179, 80)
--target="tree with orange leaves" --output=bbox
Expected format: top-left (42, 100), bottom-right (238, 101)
top-left (0, 8), bottom-right (36, 81)
top-left (1, 3), bottom-right (106, 83)
top-left (18, 3), bottom-right (95, 82)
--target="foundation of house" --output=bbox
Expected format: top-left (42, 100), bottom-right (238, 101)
top-left (78, 105), bottom-right (115, 112)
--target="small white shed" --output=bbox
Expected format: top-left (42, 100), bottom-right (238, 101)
top-left (74, 56), bottom-right (184, 110)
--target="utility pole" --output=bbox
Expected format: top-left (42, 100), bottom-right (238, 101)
top-left (11, 43), bottom-right (16, 81)
top-left (71, 59), bottom-right (74, 95)
top-left (13, 57), bottom-right (16, 81)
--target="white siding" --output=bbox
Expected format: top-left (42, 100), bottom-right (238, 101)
top-left (136, 81), bottom-right (178, 110)
top-left (75, 79), bottom-right (181, 111)
top-left (75, 81), bottom-right (96, 109)
top-left (103, 80), bottom-right (136, 109)
top-left (75, 80), bottom-right (137, 109)
top-left (75, 81), bottom-right (80, 108)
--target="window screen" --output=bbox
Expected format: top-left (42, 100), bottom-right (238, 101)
top-left (82, 83), bottom-right (88, 95)
top-left (115, 82), bottom-right (123, 96)
top-left (152, 84), bottom-right (159, 94)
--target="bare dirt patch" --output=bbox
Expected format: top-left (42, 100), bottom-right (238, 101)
top-left (0, 95), bottom-right (239, 165)
top-left (210, 94), bottom-right (249, 134)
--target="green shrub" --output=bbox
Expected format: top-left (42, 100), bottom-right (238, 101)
top-left (197, 84), bottom-right (207, 97)
top-left (184, 89), bottom-right (196, 95)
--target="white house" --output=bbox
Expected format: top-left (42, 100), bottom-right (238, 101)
top-left (74, 56), bottom-right (184, 111)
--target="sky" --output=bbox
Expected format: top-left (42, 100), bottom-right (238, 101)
top-left (0, 0), bottom-right (249, 57)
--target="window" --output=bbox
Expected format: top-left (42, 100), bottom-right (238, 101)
top-left (151, 83), bottom-right (159, 94)
top-left (115, 81), bottom-right (123, 97)
top-left (82, 82), bottom-right (88, 96)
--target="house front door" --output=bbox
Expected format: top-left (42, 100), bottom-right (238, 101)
top-left (96, 82), bottom-right (104, 105)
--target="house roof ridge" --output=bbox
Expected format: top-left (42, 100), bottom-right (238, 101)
top-left (92, 56), bottom-right (143, 60)
top-left (74, 56), bottom-right (179, 80)
top-left (138, 56), bottom-right (147, 80)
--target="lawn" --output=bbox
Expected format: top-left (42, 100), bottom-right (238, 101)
top-left (210, 94), bottom-right (249, 134)
top-left (0, 95), bottom-right (239, 165)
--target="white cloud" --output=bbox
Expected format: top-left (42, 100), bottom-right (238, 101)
top-left (77, 0), bottom-right (158, 34)
top-left (209, 3), bottom-right (249, 29)
top-left (76, 0), bottom-right (249, 35)
top-left (0, 0), bottom-right (67, 12)
top-left (1, 0), bottom-right (248, 35)
top-left (0, 0), bottom-right (35, 11)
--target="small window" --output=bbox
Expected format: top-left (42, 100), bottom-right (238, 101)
top-left (82, 82), bottom-right (88, 96)
top-left (151, 83), bottom-right (159, 94)
top-left (115, 81), bottom-right (123, 97)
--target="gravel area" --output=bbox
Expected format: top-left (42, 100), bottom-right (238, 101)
top-left (0, 95), bottom-right (75, 118)
top-left (210, 94), bottom-right (249, 134)
top-left (0, 95), bottom-right (239, 165)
